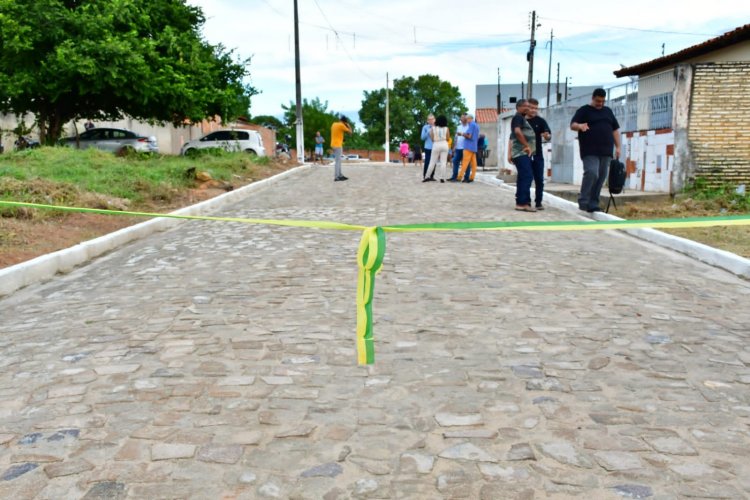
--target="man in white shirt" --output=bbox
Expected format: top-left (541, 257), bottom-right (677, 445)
top-left (448, 113), bottom-right (468, 182)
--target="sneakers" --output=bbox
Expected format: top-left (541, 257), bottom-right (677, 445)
top-left (515, 205), bottom-right (537, 212)
top-left (586, 207), bottom-right (602, 213)
top-left (440, 179), bottom-right (445, 183)
top-left (535, 203), bottom-right (545, 211)
top-left (334, 175), bottom-right (348, 181)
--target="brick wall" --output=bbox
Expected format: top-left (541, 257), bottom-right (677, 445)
top-left (688, 62), bottom-right (750, 186)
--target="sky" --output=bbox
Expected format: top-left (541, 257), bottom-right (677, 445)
top-left (186, 0), bottom-right (750, 121)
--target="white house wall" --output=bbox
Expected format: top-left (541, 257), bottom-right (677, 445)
top-left (622, 130), bottom-right (675, 193)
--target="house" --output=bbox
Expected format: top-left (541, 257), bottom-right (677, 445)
top-left (614, 23), bottom-right (750, 191)
top-left (474, 108), bottom-right (498, 168)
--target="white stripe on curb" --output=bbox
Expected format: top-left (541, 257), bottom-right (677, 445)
top-left (477, 173), bottom-right (750, 280)
top-left (0, 164), bottom-right (313, 297)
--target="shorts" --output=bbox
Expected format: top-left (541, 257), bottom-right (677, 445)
top-left (315, 146), bottom-right (323, 155)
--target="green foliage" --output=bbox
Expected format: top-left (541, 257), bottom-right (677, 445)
top-left (281, 98), bottom-right (336, 153)
top-left (685, 178), bottom-right (750, 212)
top-left (359, 74), bottom-right (466, 150)
top-left (0, 0), bottom-right (257, 144)
top-left (249, 115), bottom-right (284, 130)
top-left (0, 147), bottom-right (268, 213)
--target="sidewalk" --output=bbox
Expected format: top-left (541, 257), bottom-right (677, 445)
top-left (1, 163), bottom-right (749, 499)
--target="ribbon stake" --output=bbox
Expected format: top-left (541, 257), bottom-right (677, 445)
top-left (356, 227), bottom-right (386, 365)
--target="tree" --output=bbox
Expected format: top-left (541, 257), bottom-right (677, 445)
top-left (0, 0), bottom-right (257, 144)
top-left (359, 74), bottom-right (466, 150)
top-left (249, 115), bottom-right (284, 131)
top-left (281, 97), bottom-right (339, 155)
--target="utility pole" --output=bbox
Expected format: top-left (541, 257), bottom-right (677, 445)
top-left (293, 0), bottom-right (304, 163)
top-left (496, 68), bottom-right (501, 113)
top-left (385, 72), bottom-right (390, 163)
top-left (526, 10), bottom-right (538, 99)
top-left (546, 29), bottom-right (553, 107)
top-left (555, 62), bottom-right (561, 104)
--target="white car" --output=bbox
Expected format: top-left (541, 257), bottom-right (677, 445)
top-left (180, 129), bottom-right (266, 156)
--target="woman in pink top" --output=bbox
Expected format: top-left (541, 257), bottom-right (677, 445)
top-left (399, 141), bottom-right (410, 166)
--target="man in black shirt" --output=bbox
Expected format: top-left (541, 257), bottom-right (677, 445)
top-left (526, 98), bottom-right (551, 210)
top-left (570, 88), bottom-right (621, 212)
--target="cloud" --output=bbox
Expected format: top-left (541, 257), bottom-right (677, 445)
top-left (188, 0), bottom-right (750, 119)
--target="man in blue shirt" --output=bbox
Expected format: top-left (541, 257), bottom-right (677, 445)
top-left (570, 88), bottom-right (621, 212)
top-left (457, 114), bottom-right (480, 183)
top-left (420, 114), bottom-right (435, 180)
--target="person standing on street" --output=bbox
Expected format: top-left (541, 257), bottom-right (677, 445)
top-left (448, 113), bottom-right (468, 181)
top-left (412, 142), bottom-right (423, 169)
top-left (331, 116), bottom-right (352, 181)
top-left (399, 140), bottom-right (410, 166)
top-left (456, 114), bottom-right (480, 183)
top-left (570, 88), bottom-right (621, 212)
top-left (420, 114), bottom-right (435, 180)
top-left (526, 98), bottom-right (551, 210)
top-left (510, 99), bottom-right (536, 212)
top-left (314, 131), bottom-right (325, 164)
top-left (423, 115), bottom-right (450, 182)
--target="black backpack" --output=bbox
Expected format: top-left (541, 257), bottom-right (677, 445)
top-left (608, 159), bottom-right (626, 195)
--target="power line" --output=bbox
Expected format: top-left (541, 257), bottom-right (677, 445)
top-left (539, 16), bottom-right (717, 36)
top-left (311, 0), bottom-right (377, 80)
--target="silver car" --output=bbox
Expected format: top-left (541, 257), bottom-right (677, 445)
top-left (180, 129), bottom-right (266, 156)
top-left (61, 128), bottom-right (159, 154)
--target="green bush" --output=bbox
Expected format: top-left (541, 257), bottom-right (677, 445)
top-left (685, 178), bottom-right (750, 212)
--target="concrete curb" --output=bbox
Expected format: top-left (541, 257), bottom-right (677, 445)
top-left (0, 164), bottom-right (313, 297)
top-left (477, 173), bottom-right (750, 280)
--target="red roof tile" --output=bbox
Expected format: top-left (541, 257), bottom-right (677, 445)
top-left (614, 24), bottom-right (750, 77)
top-left (475, 108), bottom-right (498, 123)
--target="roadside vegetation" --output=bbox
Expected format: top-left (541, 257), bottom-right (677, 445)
top-left (0, 147), bottom-right (274, 215)
top-left (0, 148), bottom-right (289, 267)
top-left (610, 180), bottom-right (750, 258)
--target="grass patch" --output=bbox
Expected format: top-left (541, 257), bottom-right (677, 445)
top-left (0, 147), bottom-right (273, 218)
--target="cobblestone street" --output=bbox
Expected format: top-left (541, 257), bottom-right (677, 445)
top-left (1, 164), bottom-right (749, 499)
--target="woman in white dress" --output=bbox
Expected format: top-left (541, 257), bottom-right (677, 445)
top-left (424, 115), bottom-right (450, 182)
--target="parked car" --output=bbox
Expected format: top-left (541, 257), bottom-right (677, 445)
top-left (14, 136), bottom-right (41, 150)
top-left (180, 129), bottom-right (266, 156)
top-left (60, 128), bottom-right (158, 154)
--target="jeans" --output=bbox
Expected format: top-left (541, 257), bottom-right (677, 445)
top-left (422, 148), bottom-right (432, 179)
top-left (578, 155), bottom-right (611, 210)
top-left (451, 149), bottom-right (464, 180)
top-left (513, 155), bottom-right (533, 206)
top-left (531, 154), bottom-right (545, 205)
top-left (333, 147), bottom-right (343, 178)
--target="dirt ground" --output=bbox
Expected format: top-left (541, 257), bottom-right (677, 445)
top-left (0, 186), bottom-right (245, 268)
top-left (608, 198), bottom-right (750, 259)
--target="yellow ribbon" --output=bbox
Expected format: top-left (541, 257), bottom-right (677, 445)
top-left (3, 200), bottom-right (750, 365)
top-left (356, 227), bottom-right (386, 365)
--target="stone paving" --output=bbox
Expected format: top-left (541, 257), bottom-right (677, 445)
top-left (1, 163), bottom-right (749, 499)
